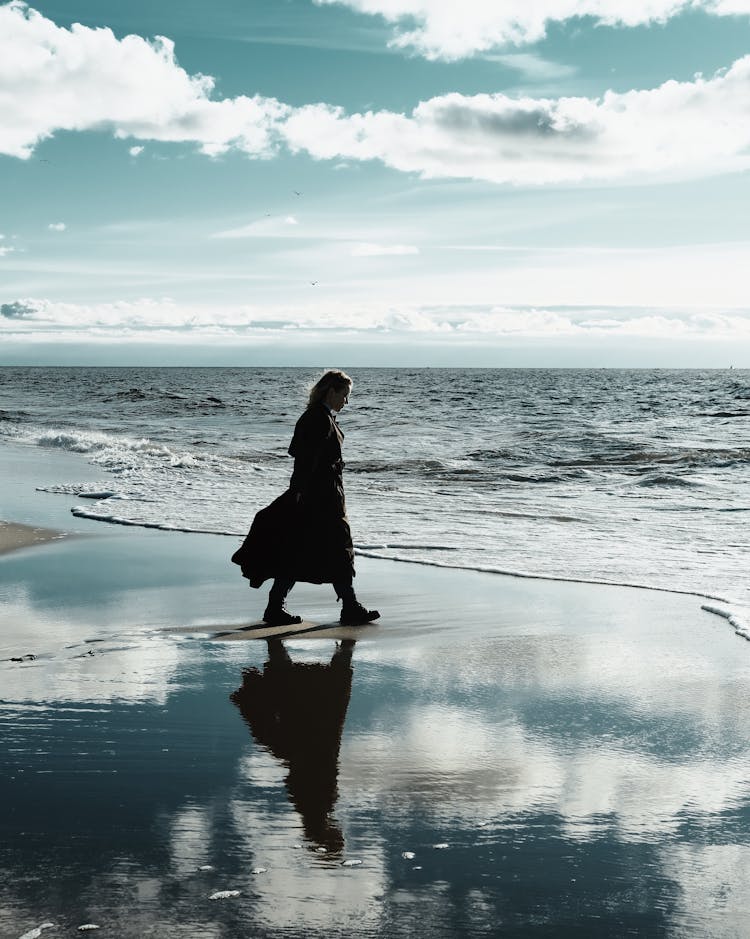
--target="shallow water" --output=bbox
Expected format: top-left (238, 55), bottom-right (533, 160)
top-left (4, 633), bottom-right (750, 937)
top-left (3, 529), bottom-right (750, 937)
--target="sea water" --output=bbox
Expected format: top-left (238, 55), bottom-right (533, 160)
top-left (1, 366), bottom-right (748, 632)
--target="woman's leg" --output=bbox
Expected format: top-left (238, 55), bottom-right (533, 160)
top-left (332, 579), bottom-right (356, 606)
top-left (264, 576), bottom-right (301, 626)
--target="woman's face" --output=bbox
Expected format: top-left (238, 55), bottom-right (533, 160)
top-left (326, 384), bottom-right (350, 412)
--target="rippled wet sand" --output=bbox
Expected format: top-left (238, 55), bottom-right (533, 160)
top-left (2, 529), bottom-right (750, 937)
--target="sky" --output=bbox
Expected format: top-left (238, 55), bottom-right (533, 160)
top-left (1, 0), bottom-right (750, 366)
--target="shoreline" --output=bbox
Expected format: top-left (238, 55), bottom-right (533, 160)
top-left (0, 503), bottom-right (739, 642)
top-left (0, 511), bottom-right (723, 652)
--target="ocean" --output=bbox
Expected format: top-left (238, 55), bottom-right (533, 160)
top-left (1, 366), bottom-right (748, 633)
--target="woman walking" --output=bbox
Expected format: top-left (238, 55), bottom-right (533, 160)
top-left (232, 369), bottom-right (380, 627)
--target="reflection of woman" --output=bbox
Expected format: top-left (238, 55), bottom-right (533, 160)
top-left (230, 640), bottom-right (356, 852)
top-left (232, 369), bottom-right (379, 627)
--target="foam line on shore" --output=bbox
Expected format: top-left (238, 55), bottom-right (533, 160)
top-left (71, 504), bottom-right (732, 603)
top-left (354, 548), bottom-right (730, 603)
top-left (66, 507), bottom-right (750, 641)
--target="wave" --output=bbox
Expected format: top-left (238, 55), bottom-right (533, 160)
top-left (634, 473), bottom-right (699, 488)
top-left (349, 459), bottom-right (582, 484)
top-left (9, 425), bottom-right (207, 471)
top-left (350, 458), bottom-right (455, 474)
top-left (552, 446), bottom-right (750, 470)
top-left (500, 471), bottom-right (585, 484)
top-left (37, 484), bottom-right (118, 499)
top-left (103, 386), bottom-right (226, 407)
top-left (0, 408), bottom-right (28, 422)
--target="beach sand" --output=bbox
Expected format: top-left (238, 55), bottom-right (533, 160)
top-left (0, 520), bottom-right (69, 556)
top-left (2, 518), bottom-right (750, 937)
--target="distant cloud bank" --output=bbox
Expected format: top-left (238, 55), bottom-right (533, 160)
top-left (2, 297), bottom-right (750, 346)
top-left (3, 2), bottom-right (750, 184)
top-left (315, 0), bottom-right (750, 59)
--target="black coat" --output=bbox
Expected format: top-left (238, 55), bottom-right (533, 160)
top-left (231, 404), bottom-right (355, 586)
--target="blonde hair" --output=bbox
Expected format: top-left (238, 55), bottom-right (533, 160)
top-left (307, 369), bottom-right (353, 408)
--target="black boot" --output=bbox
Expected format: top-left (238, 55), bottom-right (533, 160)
top-left (263, 605), bottom-right (303, 627)
top-left (264, 578), bottom-right (302, 626)
top-left (340, 601), bottom-right (380, 626)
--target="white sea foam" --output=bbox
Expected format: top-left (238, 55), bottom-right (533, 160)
top-left (701, 603), bottom-right (750, 641)
top-left (10, 424), bottom-right (203, 472)
top-left (36, 484), bottom-right (118, 499)
top-left (18, 924), bottom-right (55, 939)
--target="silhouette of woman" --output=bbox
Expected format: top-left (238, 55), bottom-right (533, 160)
top-left (232, 369), bottom-right (379, 627)
top-left (230, 639), bottom-right (356, 853)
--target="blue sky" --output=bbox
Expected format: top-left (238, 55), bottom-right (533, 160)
top-left (1, 0), bottom-right (750, 365)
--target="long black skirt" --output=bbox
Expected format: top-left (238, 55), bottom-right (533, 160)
top-left (231, 489), bottom-right (355, 588)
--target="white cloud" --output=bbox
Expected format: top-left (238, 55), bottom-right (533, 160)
top-left (47, 221), bottom-right (66, 231)
top-left (129, 145), bottom-right (144, 156)
top-left (492, 52), bottom-right (578, 81)
top-left (4, 4), bottom-right (750, 187)
top-left (350, 242), bottom-right (419, 256)
top-left (281, 56), bottom-right (750, 184)
top-left (284, 215), bottom-right (299, 225)
top-left (315, 0), bottom-right (750, 59)
top-left (0, 2), bottom-right (288, 159)
top-left (0, 245), bottom-right (14, 257)
top-left (2, 296), bottom-right (749, 343)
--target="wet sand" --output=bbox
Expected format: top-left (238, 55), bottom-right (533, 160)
top-left (0, 519), bottom-right (69, 556)
top-left (2, 523), bottom-right (750, 937)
